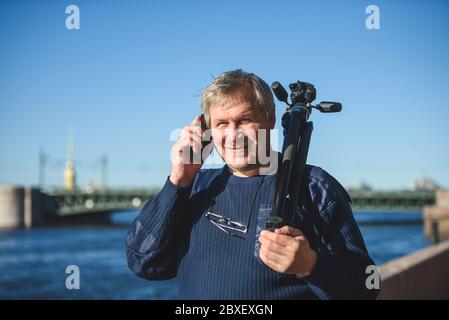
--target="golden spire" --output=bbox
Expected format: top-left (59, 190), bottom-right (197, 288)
top-left (64, 127), bottom-right (76, 191)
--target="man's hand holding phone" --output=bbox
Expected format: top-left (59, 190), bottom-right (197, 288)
top-left (170, 115), bottom-right (212, 188)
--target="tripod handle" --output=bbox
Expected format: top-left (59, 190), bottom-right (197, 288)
top-left (315, 101), bottom-right (342, 113)
top-left (271, 81), bottom-right (289, 104)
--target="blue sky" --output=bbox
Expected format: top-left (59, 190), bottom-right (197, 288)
top-left (0, 0), bottom-right (448, 190)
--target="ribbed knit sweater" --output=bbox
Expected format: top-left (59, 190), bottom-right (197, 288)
top-left (126, 164), bottom-right (379, 300)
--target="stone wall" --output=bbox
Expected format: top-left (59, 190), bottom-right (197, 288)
top-left (379, 239), bottom-right (449, 299)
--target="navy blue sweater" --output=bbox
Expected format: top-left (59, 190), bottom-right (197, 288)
top-left (126, 164), bottom-right (379, 299)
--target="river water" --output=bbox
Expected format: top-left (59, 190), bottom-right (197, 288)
top-left (0, 210), bottom-right (429, 299)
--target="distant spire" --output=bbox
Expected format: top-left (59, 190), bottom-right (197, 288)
top-left (100, 154), bottom-right (108, 189)
top-left (38, 147), bottom-right (46, 188)
top-left (67, 127), bottom-right (73, 164)
top-left (64, 127), bottom-right (76, 191)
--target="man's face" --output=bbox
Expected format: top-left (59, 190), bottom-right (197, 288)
top-left (209, 87), bottom-right (275, 174)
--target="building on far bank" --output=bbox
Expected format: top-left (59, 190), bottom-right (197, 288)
top-left (414, 178), bottom-right (441, 192)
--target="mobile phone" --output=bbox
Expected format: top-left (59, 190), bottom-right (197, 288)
top-left (199, 114), bottom-right (212, 149)
top-left (189, 115), bottom-right (212, 163)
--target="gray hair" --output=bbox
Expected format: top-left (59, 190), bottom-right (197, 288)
top-left (200, 69), bottom-right (275, 127)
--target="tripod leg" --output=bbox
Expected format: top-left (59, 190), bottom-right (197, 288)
top-left (284, 121), bottom-right (313, 226)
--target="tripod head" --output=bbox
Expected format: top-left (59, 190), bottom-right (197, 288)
top-left (265, 79), bottom-right (342, 231)
top-left (272, 80), bottom-right (342, 114)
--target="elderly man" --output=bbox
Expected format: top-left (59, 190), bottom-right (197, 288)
top-left (126, 69), bottom-right (379, 300)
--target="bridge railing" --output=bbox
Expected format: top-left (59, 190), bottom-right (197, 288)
top-left (48, 189), bottom-right (156, 216)
top-left (348, 190), bottom-right (435, 211)
top-left (46, 188), bottom-right (436, 216)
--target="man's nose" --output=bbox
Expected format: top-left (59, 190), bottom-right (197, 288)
top-left (225, 128), bottom-right (247, 145)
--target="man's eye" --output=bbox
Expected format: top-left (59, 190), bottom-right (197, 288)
top-left (240, 118), bottom-right (251, 123)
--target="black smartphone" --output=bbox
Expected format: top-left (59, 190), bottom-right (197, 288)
top-left (199, 114), bottom-right (212, 149)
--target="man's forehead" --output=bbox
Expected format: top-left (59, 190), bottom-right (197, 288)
top-left (212, 91), bottom-right (256, 111)
top-left (210, 100), bottom-right (256, 117)
top-left (217, 97), bottom-right (251, 110)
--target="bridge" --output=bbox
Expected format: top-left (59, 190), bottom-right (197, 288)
top-left (48, 189), bottom-right (435, 216)
top-left (50, 189), bottom-right (156, 216)
top-left (0, 185), bottom-right (437, 229)
top-left (348, 190), bottom-right (435, 211)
